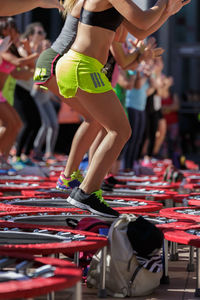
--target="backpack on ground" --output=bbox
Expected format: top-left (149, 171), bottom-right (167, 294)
top-left (87, 214), bottom-right (163, 297)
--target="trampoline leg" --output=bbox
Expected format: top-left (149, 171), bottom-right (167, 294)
top-left (170, 242), bottom-right (179, 261)
top-left (73, 280), bottom-right (82, 300)
top-left (98, 246), bottom-right (107, 298)
top-left (195, 248), bottom-right (200, 297)
top-left (187, 246), bottom-right (195, 272)
top-left (47, 292), bottom-right (55, 300)
top-left (164, 199), bottom-right (173, 208)
top-left (161, 239), bottom-right (170, 284)
top-left (74, 251), bottom-right (80, 266)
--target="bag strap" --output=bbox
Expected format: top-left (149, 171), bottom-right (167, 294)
top-left (128, 264), bottom-right (143, 296)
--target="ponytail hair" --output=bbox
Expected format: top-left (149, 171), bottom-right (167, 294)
top-left (60, 0), bottom-right (78, 16)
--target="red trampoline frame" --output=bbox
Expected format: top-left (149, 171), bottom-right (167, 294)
top-left (0, 181), bottom-right (56, 192)
top-left (0, 221), bottom-right (108, 255)
top-left (160, 206), bottom-right (200, 222)
top-left (0, 195), bottom-right (163, 213)
top-left (103, 189), bottom-right (177, 201)
top-left (164, 228), bottom-right (200, 248)
top-left (132, 212), bottom-right (196, 231)
top-left (0, 251), bottom-right (82, 300)
top-left (114, 181), bottom-right (180, 190)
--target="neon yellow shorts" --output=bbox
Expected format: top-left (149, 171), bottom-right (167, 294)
top-left (56, 49), bottom-right (113, 98)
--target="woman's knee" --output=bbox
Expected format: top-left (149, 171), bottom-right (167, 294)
top-left (115, 120), bottom-right (132, 144)
top-left (81, 117), bottom-right (102, 133)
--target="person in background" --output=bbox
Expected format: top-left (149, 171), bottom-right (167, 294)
top-left (0, 36), bottom-right (22, 171)
top-left (141, 56), bottom-right (166, 162)
top-left (0, 17), bottom-right (38, 170)
top-left (161, 76), bottom-right (180, 159)
top-left (123, 60), bottom-right (156, 174)
top-left (0, 17), bottom-right (41, 169)
top-left (22, 23), bottom-right (59, 163)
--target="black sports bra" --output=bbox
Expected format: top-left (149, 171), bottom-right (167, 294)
top-left (80, 6), bottom-right (124, 32)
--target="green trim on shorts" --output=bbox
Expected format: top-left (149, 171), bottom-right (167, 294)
top-left (56, 49), bottom-right (113, 98)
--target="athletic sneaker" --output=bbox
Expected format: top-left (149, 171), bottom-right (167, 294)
top-left (101, 180), bottom-right (113, 191)
top-left (104, 175), bottom-right (126, 186)
top-left (11, 158), bottom-right (26, 170)
top-left (22, 158), bottom-right (35, 166)
top-left (67, 187), bottom-right (119, 218)
top-left (56, 170), bottom-right (83, 192)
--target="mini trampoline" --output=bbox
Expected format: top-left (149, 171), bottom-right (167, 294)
top-left (115, 181), bottom-right (180, 190)
top-left (187, 195), bottom-right (200, 206)
top-left (0, 175), bottom-right (44, 183)
top-left (103, 188), bottom-right (177, 203)
top-left (160, 206), bottom-right (200, 222)
top-left (0, 209), bottom-right (118, 226)
top-left (0, 196), bottom-right (163, 213)
top-left (0, 221), bottom-right (108, 256)
top-left (0, 220), bottom-right (108, 297)
top-left (0, 251), bottom-right (82, 300)
top-left (133, 212), bottom-right (196, 231)
top-left (115, 175), bottom-right (161, 182)
top-left (0, 181), bottom-right (56, 192)
top-left (164, 226), bottom-right (200, 297)
top-left (21, 189), bottom-right (70, 197)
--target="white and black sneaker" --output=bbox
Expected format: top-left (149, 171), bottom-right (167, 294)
top-left (67, 187), bottom-right (119, 218)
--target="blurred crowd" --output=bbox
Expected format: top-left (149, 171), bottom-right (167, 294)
top-left (0, 17), bottom-right (190, 173)
top-left (0, 18), bottom-right (61, 171)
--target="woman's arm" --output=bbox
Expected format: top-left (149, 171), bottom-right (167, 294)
top-left (109, 0), bottom-right (167, 30)
top-left (123, 0), bottom-right (191, 40)
top-left (110, 42), bottom-right (140, 70)
top-left (1, 52), bottom-right (38, 68)
top-left (0, 0), bottom-right (63, 16)
top-left (123, 9), bottom-right (170, 40)
top-left (109, 0), bottom-right (190, 32)
top-left (11, 68), bottom-right (34, 80)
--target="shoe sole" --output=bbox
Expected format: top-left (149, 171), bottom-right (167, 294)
top-left (67, 196), bottom-right (118, 218)
top-left (56, 186), bottom-right (71, 192)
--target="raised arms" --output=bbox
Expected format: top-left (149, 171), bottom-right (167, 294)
top-left (109, 0), bottom-right (167, 30)
top-left (109, 0), bottom-right (191, 35)
top-left (123, 0), bottom-right (191, 40)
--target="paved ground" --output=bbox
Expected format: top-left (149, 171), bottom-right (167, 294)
top-left (34, 246), bottom-right (199, 300)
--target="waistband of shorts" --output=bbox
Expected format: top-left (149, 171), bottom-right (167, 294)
top-left (64, 49), bottom-right (104, 68)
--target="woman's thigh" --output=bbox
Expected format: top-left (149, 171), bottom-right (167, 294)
top-left (0, 102), bottom-right (18, 127)
top-left (44, 77), bottom-right (96, 122)
top-left (75, 88), bottom-right (131, 135)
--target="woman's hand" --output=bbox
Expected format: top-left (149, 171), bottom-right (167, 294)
top-left (166, 0), bottom-right (191, 15)
top-left (152, 47), bottom-right (165, 58)
top-left (20, 38), bottom-right (32, 55)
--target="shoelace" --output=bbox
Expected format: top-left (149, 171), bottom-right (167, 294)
top-left (93, 189), bottom-right (109, 207)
